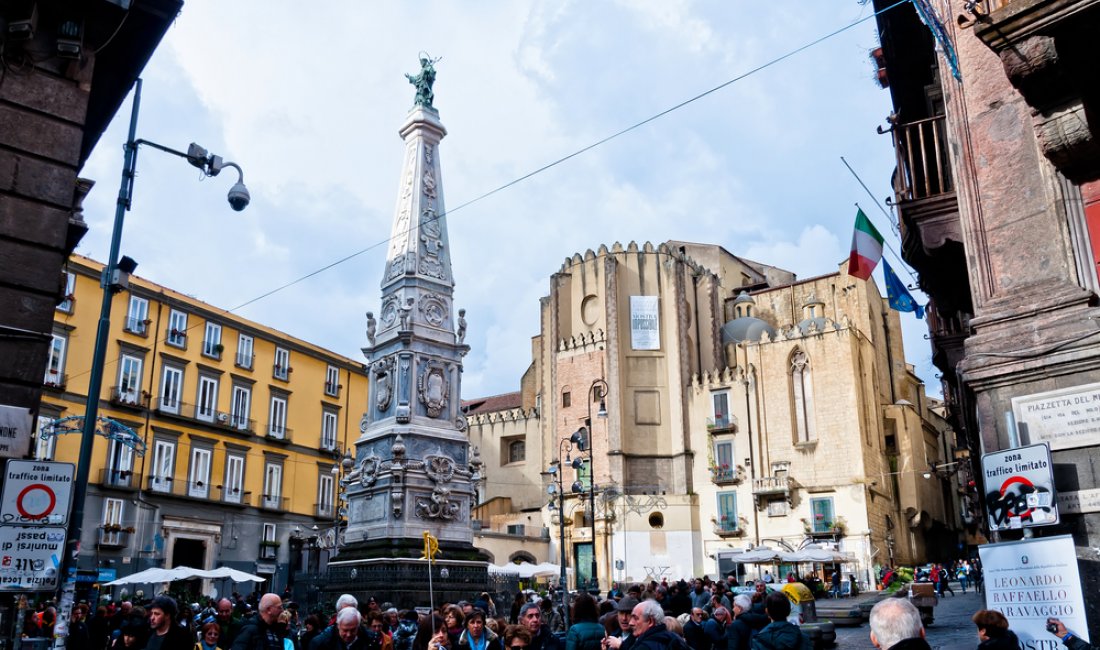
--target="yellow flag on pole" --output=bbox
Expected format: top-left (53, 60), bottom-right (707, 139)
top-left (422, 531), bottom-right (440, 563)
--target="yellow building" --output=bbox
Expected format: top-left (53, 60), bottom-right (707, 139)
top-left (39, 254), bottom-right (368, 595)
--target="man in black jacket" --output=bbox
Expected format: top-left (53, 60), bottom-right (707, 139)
top-left (626, 600), bottom-right (687, 650)
top-left (146, 596), bottom-right (193, 650)
top-left (868, 599), bottom-right (930, 650)
top-left (232, 593), bottom-right (284, 650)
top-left (519, 603), bottom-right (561, 650)
top-left (727, 595), bottom-right (767, 650)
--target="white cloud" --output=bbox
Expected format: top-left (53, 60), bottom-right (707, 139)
top-left (73, 1), bottom-right (933, 399)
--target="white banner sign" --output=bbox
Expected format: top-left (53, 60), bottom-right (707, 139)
top-left (0, 405), bottom-right (32, 460)
top-left (630, 296), bottom-right (659, 350)
top-left (979, 536), bottom-right (1090, 647)
top-left (1012, 382), bottom-right (1100, 451)
top-left (0, 525), bottom-right (65, 591)
top-left (981, 443), bottom-right (1058, 531)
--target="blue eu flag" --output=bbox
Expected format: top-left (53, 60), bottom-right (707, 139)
top-left (882, 258), bottom-right (925, 319)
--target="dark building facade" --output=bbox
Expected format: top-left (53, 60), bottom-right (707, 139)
top-left (871, 0), bottom-right (1100, 636)
top-left (0, 0), bottom-right (180, 435)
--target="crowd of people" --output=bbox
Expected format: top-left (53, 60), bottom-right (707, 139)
top-left (19, 571), bottom-right (1095, 650)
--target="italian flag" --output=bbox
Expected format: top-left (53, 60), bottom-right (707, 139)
top-left (848, 209), bottom-right (883, 281)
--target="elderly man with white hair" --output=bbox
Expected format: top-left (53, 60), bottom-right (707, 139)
top-left (310, 595), bottom-right (367, 650)
top-left (869, 599), bottom-right (929, 650)
top-left (627, 600), bottom-right (687, 650)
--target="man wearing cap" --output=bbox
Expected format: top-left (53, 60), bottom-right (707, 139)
top-left (146, 596), bottom-right (193, 650)
top-left (232, 593), bottom-right (285, 650)
top-left (601, 597), bottom-right (639, 649)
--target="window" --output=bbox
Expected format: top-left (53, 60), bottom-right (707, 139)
top-left (262, 522), bottom-right (276, 543)
top-left (712, 440), bottom-right (734, 482)
top-left (57, 272), bottom-right (75, 313)
top-left (273, 347), bottom-right (290, 380)
top-left (106, 439), bottom-right (134, 487)
top-left (263, 462), bottom-right (283, 509)
top-left (231, 385), bottom-right (251, 430)
top-left (203, 322), bottom-right (222, 358)
top-left (102, 498), bottom-right (125, 546)
top-left (224, 454), bottom-right (245, 503)
top-left (325, 365), bottom-right (340, 396)
top-left (159, 365), bottom-right (183, 414)
top-left (167, 309), bottom-right (188, 347)
top-left (44, 333), bottom-right (67, 386)
top-left (150, 440), bottom-right (175, 493)
top-left (508, 438), bottom-right (525, 464)
top-left (196, 376), bottom-right (219, 422)
top-left (188, 447), bottom-right (211, 498)
top-left (260, 522), bottom-right (278, 559)
top-left (317, 473), bottom-right (335, 517)
top-left (34, 416), bottom-right (56, 461)
top-left (717, 492), bottom-right (738, 532)
top-left (269, 395), bottom-right (288, 438)
top-left (576, 458), bottom-right (591, 490)
top-left (116, 354), bottom-right (143, 405)
top-left (562, 391), bottom-right (571, 408)
top-left (125, 295), bottom-right (148, 334)
top-left (712, 392), bottom-right (731, 428)
top-left (237, 334), bottom-right (254, 369)
top-left (321, 410), bottom-right (338, 451)
top-left (810, 497), bottom-right (835, 533)
top-left (790, 349), bottom-right (817, 443)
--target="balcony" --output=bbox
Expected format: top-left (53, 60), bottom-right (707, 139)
top-left (43, 372), bottom-right (67, 390)
top-left (273, 364), bottom-right (290, 381)
top-left (123, 317), bottom-right (149, 336)
top-left (264, 425), bottom-right (292, 443)
top-left (217, 486), bottom-right (253, 507)
top-left (712, 517), bottom-right (746, 538)
top-left (752, 475), bottom-right (793, 509)
top-left (99, 468), bottom-right (141, 490)
top-left (707, 416), bottom-right (736, 434)
top-left (324, 381), bottom-right (341, 397)
top-left (144, 476), bottom-right (216, 500)
top-left (155, 400), bottom-right (255, 434)
top-left (98, 527), bottom-right (132, 548)
top-left (110, 386), bottom-right (145, 409)
top-left (315, 503), bottom-right (335, 518)
top-left (710, 464), bottom-right (746, 485)
top-left (165, 328), bottom-right (187, 348)
top-left (260, 494), bottom-right (289, 511)
top-left (202, 341), bottom-right (223, 360)
top-left (259, 542), bottom-right (280, 560)
top-left (235, 353), bottom-right (255, 370)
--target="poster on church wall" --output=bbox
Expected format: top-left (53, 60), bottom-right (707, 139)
top-left (1012, 381), bottom-right (1100, 451)
top-left (630, 296), bottom-right (660, 350)
top-left (979, 535), bottom-right (1090, 647)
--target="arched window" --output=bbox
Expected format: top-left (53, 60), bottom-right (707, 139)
top-left (790, 349), bottom-right (817, 443)
top-left (508, 439), bottom-right (526, 463)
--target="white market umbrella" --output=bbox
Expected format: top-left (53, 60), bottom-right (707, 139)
top-left (104, 565), bottom-right (195, 586)
top-left (725, 547), bottom-right (783, 564)
top-left (205, 566), bottom-right (265, 582)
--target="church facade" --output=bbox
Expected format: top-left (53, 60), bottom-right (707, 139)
top-left (468, 241), bottom-right (960, 588)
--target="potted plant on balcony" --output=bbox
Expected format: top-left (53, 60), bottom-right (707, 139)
top-left (214, 343), bottom-right (225, 355)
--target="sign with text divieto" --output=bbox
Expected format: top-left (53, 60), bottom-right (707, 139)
top-left (0, 525), bottom-right (65, 591)
top-left (981, 443), bottom-right (1058, 531)
top-left (979, 536), bottom-right (1090, 647)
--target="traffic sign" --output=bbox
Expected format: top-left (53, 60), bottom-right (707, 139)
top-left (1, 460), bottom-right (74, 526)
top-left (0, 525), bottom-right (65, 591)
top-left (981, 442), bottom-right (1059, 531)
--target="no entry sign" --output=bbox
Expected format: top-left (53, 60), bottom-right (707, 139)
top-left (1, 460), bottom-right (74, 526)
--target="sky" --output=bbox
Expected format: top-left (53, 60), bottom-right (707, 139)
top-left (76, 1), bottom-right (936, 400)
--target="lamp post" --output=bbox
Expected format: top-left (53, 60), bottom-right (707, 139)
top-left (56, 78), bottom-right (250, 620)
top-left (569, 379), bottom-right (607, 592)
top-left (330, 450), bottom-right (355, 557)
top-left (546, 436), bottom-right (577, 630)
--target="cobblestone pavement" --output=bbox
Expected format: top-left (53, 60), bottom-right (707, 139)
top-left (832, 584), bottom-right (985, 650)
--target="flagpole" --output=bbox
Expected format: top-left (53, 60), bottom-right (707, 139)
top-left (427, 555), bottom-right (435, 614)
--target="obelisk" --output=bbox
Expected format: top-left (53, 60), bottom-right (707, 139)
top-left (323, 56), bottom-right (488, 607)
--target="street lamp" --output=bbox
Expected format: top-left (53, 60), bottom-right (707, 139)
top-left (57, 78), bottom-right (250, 614)
top-left (546, 443), bottom-right (571, 630)
top-left (569, 378), bottom-right (608, 592)
top-left (328, 449), bottom-right (355, 556)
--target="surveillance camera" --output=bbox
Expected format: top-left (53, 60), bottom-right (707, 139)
top-left (227, 182), bottom-right (250, 211)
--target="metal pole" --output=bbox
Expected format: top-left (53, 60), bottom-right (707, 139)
top-left (55, 78), bottom-right (143, 622)
top-left (586, 414), bottom-right (597, 593)
top-left (557, 463), bottom-right (569, 629)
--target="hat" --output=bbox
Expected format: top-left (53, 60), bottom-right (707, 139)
top-left (150, 595), bottom-right (178, 619)
top-left (615, 597), bottom-right (639, 613)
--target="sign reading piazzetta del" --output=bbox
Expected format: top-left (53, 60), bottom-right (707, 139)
top-left (979, 536), bottom-right (1090, 647)
top-left (981, 443), bottom-right (1058, 531)
top-left (1012, 381), bottom-right (1100, 450)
